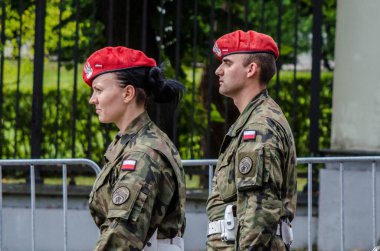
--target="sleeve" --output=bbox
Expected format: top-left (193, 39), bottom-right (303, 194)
top-left (235, 123), bottom-right (294, 249)
top-left (94, 149), bottom-right (175, 251)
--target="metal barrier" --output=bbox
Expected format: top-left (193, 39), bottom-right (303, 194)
top-left (0, 158), bottom-right (101, 251)
top-left (0, 157), bottom-right (378, 250)
top-left (184, 156), bottom-right (380, 251)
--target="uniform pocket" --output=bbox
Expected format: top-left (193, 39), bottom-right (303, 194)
top-left (107, 180), bottom-right (144, 221)
top-left (89, 162), bottom-right (114, 204)
top-left (216, 152), bottom-right (237, 202)
top-left (236, 145), bottom-right (271, 191)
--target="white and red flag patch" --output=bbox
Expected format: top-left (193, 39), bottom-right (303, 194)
top-left (121, 159), bottom-right (136, 171)
top-left (243, 130), bottom-right (256, 141)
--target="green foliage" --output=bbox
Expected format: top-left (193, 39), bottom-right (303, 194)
top-left (2, 0), bottom-right (104, 64)
top-left (1, 81), bottom-right (116, 164)
top-left (268, 71), bottom-right (334, 156)
top-left (0, 68), bottom-right (333, 162)
top-left (0, 0), bottom-right (337, 162)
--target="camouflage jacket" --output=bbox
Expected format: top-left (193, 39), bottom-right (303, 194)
top-left (89, 111), bottom-right (186, 251)
top-left (206, 90), bottom-right (297, 250)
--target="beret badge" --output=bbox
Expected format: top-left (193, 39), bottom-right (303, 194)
top-left (213, 43), bottom-right (222, 58)
top-left (84, 62), bottom-right (93, 80)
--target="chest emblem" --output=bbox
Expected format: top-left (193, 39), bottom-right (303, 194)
top-left (112, 187), bottom-right (130, 205)
top-left (243, 130), bottom-right (256, 141)
top-left (121, 159), bottom-right (136, 171)
top-left (239, 157), bottom-right (253, 175)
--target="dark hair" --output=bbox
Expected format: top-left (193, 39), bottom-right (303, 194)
top-left (115, 67), bottom-right (185, 107)
top-left (242, 53), bottom-right (276, 84)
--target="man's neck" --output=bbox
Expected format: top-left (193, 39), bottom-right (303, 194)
top-left (233, 84), bottom-right (266, 113)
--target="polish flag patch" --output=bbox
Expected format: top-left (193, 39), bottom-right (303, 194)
top-left (243, 130), bottom-right (256, 141)
top-left (121, 159), bottom-right (136, 171)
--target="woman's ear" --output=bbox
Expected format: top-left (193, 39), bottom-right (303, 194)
top-left (122, 85), bottom-right (136, 103)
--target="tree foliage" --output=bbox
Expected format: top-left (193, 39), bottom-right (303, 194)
top-left (0, 0), bottom-right (337, 161)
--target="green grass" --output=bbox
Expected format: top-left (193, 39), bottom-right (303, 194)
top-left (2, 175), bottom-right (96, 186)
top-left (185, 174), bottom-right (201, 189)
top-left (3, 59), bottom-right (84, 92)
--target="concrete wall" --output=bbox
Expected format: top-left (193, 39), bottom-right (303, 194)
top-left (1, 196), bottom-right (315, 251)
top-left (331, 0), bottom-right (380, 151)
top-left (318, 166), bottom-right (380, 251)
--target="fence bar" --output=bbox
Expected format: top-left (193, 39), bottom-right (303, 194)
top-left (0, 0), bottom-right (5, 157)
top-left (206, 0), bottom-right (215, 158)
top-left (372, 161), bottom-right (377, 247)
top-left (55, 0), bottom-right (64, 158)
top-left (291, 0), bottom-right (299, 131)
top-left (260, 0), bottom-right (266, 31)
top-left (30, 165), bottom-right (36, 251)
top-left (298, 156), bottom-right (380, 164)
top-left (71, 0), bottom-right (80, 158)
top-left (208, 164), bottom-right (214, 195)
top-left (309, 0), bottom-right (323, 155)
top-left (141, 0), bottom-right (147, 51)
top-left (0, 165), bottom-right (2, 251)
top-left (307, 162), bottom-right (312, 251)
top-left (0, 158), bottom-right (101, 175)
top-left (107, 0), bottom-right (114, 45)
top-left (62, 164), bottom-right (68, 251)
top-left (339, 162), bottom-right (344, 251)
top-left (244, 0), bottom-right (249, 31)
top-left (14, 0), bottom-right (24, 158)
top-left (125, 0), bottom-right (130, 46)
top-left (275, 0), bottom-right (283, 101)
top-left (172, 0), bottom-right (182, 145)
top-left (31, 0), bottom-right (46, 158)
top-left (86, 0), bottom-right (96, 159)
top-left (190, 0), bottom-right (198, 158)
top-left (0, 158), bottom-right (101, 251)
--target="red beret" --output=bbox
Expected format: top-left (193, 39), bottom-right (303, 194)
top-left (82, 46), bottom-right (157, 86)
top-left (212, 30), bottom-right (279, 60)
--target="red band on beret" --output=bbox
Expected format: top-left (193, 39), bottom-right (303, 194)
top-left (82, 46), bottom-right (157, 86)
top-left (212, 30), bottom-right (279, 60)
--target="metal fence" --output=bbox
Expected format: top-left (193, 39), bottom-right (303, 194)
top-left (0, 158), bottom-right (100, 251)
top-left (0, 0), bottom-right (336, 162)
top-left (1, 156), bottom-right (377, 250)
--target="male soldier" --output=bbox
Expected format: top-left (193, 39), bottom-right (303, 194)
top-left (206, 30), bottom-right (297, 250)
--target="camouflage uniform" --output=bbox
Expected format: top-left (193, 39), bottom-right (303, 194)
top-left (89, 111), bottom-right (186, 251)
top-left (206, 90), bottom-right (297, 251)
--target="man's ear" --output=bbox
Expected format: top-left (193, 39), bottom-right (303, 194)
top-left (247, 62), bottom-right (259, 78)
top-left (122, 85), bottom-right (136, 103)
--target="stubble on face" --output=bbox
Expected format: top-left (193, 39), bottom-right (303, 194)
top-left (216, 54), bottom-right (248, 99)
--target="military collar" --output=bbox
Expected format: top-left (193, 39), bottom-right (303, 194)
top-left (226, 89), bottom-right (268, 137)
top-left (104, 111), bottom-right (151, 162)
top-left (120, 111), bottom-right (151, 137)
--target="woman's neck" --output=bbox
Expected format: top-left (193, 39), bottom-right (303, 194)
top-left (116, 104), bottom-right (145, 132)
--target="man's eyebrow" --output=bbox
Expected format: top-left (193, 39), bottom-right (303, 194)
top-left (222, 58), bottom-right (232, 63)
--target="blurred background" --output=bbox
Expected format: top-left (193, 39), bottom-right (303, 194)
top-left (0, 0), bottom-right (379, 250)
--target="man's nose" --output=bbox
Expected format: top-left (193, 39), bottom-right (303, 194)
top-left (89, 93), bottom-right (96, 104)
top-left (215, 65), bottom-right (223, 76)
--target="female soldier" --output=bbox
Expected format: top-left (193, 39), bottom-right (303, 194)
top-left (83, 46), bottom-right (186, 251)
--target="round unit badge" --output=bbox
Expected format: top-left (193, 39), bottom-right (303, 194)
top-left (239, 156), bottom-right (253, 174)
top-left (112, 187), bottom-right (130, 205)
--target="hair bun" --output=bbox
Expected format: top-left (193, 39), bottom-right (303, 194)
top-left (148, 67), bottom-right (185, 105)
